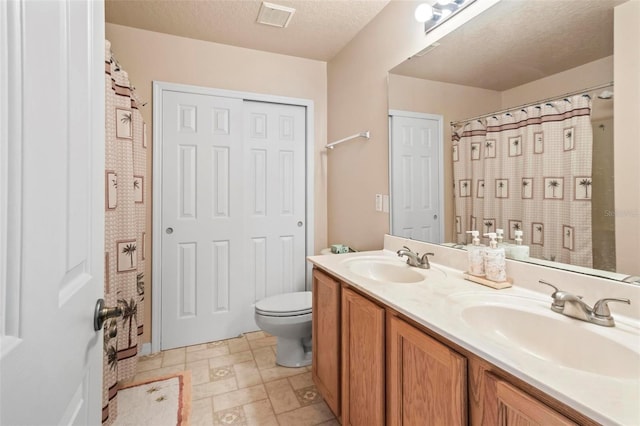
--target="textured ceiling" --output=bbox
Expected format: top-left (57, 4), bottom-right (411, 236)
top-left (391, 0), bottom-right (626, 91)
top-left (105, 0), bottom-right (391, 61)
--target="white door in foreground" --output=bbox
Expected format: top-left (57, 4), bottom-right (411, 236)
top-left (1, 0), bottom-right (104, 424)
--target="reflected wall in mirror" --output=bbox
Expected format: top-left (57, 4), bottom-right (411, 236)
top-left (388, 0), bottom-right (639, 281)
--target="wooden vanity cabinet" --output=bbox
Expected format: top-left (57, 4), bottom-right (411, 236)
top-left (311, 268), bottom-right (594, 426)
top-left (311, 269), bottom-right (341, 417)
top-left (341, 286), bottom-right (385, 426)
top-left (387, 314), bottom-right (467, 425)
top-left (481, 373), bottom-right (578, 426)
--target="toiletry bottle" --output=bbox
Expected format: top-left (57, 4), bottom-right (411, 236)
top-left (483, 232), bottom-right (507, 282)
top-left (510, 230), bottom-right (530, 260)
top-left (495, 228), bottom-right (512, 258)
top-left (466, 230), bottom-right (485, 276)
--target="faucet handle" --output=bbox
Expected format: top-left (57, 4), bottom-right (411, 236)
top-left (593, 298), bottom-right (631, 318)
top-left (538, 280), bottom-right (569, 311)
top-left (538, 280), bottom-right (559, 294)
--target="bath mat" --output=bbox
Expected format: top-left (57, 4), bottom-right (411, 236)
top-left (114, 371), bottom-right (191, 426)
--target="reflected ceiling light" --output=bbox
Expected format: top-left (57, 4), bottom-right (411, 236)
top-left (415, 0), bottom-right (477, 34)
top-left (414, 3), bottom-right (435, 22)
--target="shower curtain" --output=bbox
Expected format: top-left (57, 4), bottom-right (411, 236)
top-left (102, 40), bottom-right (147, 424)
top-left (452, 94), bottom-right (593, 267)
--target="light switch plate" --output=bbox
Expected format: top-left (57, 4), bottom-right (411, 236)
top-left (375, 194), bottom-right (383, 212)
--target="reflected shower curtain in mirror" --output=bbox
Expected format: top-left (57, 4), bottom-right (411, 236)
top-left (103, 40), bottom-right (147, 425)
top-left (452, 94), bottom-right (593, 267)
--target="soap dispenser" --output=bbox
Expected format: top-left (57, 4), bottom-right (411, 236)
top-left (483, 232), bottom-right (507, 282)
top-left (495, 228), bottom-right (512, 258)
top-left (510, 230), bottom-right (530, 260)
top-left (466, 230), bottom-right (485, 276)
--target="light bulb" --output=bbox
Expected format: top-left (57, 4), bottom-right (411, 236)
top-left (436, 0), bottom-right (453, 5)
top-left (440, 8), bottom-right (453, 18)
top-left (414, 3), bottom-right (434, 22)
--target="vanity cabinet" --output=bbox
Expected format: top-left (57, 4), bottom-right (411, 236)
top-left (311, 268), bottom-right (594, 426)
top-left (480, 373), bottom-right (578, 426)
top-left (311, 269), bottom-right (341, 417)
top-left (341, 287), bottom-right (385, 426)
top-left (387, 314), bottom-right (467, 425)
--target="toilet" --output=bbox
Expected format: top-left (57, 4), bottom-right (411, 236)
top-left (254, 291), bottom-right (312, 368)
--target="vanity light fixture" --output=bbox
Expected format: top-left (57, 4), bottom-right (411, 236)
top-left (415, 0), bottom-right (477, 34)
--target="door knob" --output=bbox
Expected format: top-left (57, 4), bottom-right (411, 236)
top-left (94, 299), bottom-right (122, 331)
top-left (297, 221), bottom-right (303, 227)
top-left (166, 227), bottom-right (174, 234)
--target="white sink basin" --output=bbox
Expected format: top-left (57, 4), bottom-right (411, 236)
top-left (342, 256), bottom-right (434, 283)
top-left (455, 295), bottom-right (640, 379)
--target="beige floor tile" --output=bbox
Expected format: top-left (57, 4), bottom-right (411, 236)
top-left (244, 331), bottom-right (267, 341)
top-left (209, 350), bottom-right (254, 368)
top-left (252, 347), bottom-right (276, 370)
top-left (228, 336), bottom-right (251, 353)
top-left (265, 378), bottom-right (301, 414)
top-left (243, 399), bottom-right (279, 426)
top-left (186, 343), bottom-right (210, 353)
top-left (213, 384), bottom-right (268, 412)
top-left (294, 385), bottom-right (323, 406)
top-left (317, 419), bottom-right (341, 426)
top-left (213, 405), bottom-right (247, 425)
top-left (288, 372), bottom-right (314, 390)
top-left (210, 365), bottom-right (236, 382)
top-left (186, 345), bottom-right (231, 363)
top-left (193, 377), bottom-right (239, 400)
top-left (132, 364), bottom-right (186, 382)
top-left (190, 397), bottom-right (214, 426)
top-left (248, 336), bottom-right (278, 350)
top-left (275, 401), bottom-right (335, 426)
top-left (260, 365), bottom-right (307, 383)
top-left (161, 347), bottom-right (186, 367)
top-left (190, 365), bottom-right (213, 386)
top-left (135, 356), bottom-right (163, 372)
top-left (186, 359), bottom-right (210, 371)
top-left (234, 360), bottom-right (263, 389)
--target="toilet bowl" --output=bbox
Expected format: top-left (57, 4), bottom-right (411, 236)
top-left (254, 291), bottom-right (312, 368)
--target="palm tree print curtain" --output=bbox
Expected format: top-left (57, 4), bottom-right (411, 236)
top-left (102, 40), bottom-right (147, 425)
top-left (452, 94), bottom-right (593, 267)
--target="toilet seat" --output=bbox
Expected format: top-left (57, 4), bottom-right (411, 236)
top-left (255, 291), bottom-right (312, 317)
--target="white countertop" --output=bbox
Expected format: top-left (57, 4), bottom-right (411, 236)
top-left (307, 248), bottom-right (640, 425)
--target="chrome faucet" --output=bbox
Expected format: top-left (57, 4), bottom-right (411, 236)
top-left (397, 246), bottom-right (434, 269)
top-left (539, 280), bottom-right (631, 327)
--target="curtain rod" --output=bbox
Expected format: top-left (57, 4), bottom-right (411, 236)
top-left (450, 81), bottom-right (614, 127)
top-left (326, 131), bottom-right (370, 150)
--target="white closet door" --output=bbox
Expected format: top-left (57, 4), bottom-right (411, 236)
top-left (161, 93), bottom-right (306, 350)
top-left (243, 101), bottom-right (307, 301)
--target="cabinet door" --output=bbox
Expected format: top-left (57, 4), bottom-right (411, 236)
top-left (312, 269), bottom-right (341, 417)
top-left (483, 373), bottom-right (578, 426)
top-left (387, 315), bottom-right (467, 426)
top-left (342, 287), bottom-right (385, 426)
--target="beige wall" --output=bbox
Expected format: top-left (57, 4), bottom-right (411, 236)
top-left (388, 75), bottom-right (502, 241)
top-left (614, 0), bottom-right (640, 276)
top-left (106, 23), bottom-right (328, 343)
top-left (501, 56), bottom-right (613, 109)
top-left (327, 0), bottom-right (499, 251)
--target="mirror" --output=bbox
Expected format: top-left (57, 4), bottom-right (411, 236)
top-left (388, 0), bottom-right (638, 281)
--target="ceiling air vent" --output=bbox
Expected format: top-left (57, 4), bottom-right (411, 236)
top-left (256, 2), bottom-right (296, 28)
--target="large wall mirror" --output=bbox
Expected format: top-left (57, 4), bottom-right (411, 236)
top-left (388, 0), bottom-right (639, 282)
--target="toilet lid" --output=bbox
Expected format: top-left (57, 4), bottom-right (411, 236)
top-left (255, 291), bottom-right (312, 317)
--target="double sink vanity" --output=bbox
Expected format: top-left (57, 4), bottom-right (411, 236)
top-left (307, 235), bottom-right (640, 425)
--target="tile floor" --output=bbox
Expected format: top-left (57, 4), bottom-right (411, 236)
top-left (131, 331), bottom-right (338, 426)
